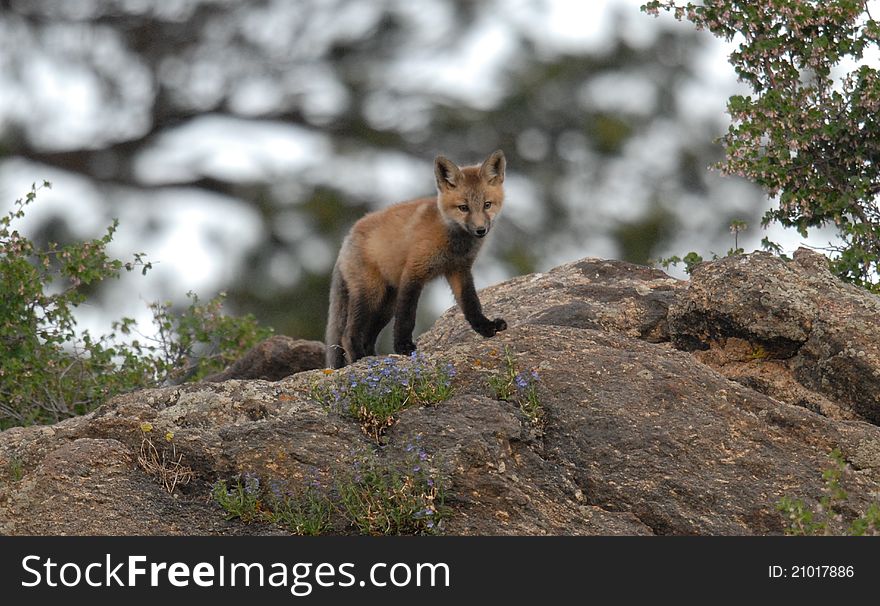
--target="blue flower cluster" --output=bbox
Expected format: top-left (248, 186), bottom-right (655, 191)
top-left (241, 471), bottom-right (260, 496)
top-left (313, 352), bottom-right (456, 435)
top-left (514, 369), bottom-right (540, 390)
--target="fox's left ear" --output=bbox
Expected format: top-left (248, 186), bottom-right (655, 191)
top-left (479, 150), bottom-right (506, 185)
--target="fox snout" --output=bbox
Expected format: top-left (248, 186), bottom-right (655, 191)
top-left (474, 225), bottom-right (489, 238)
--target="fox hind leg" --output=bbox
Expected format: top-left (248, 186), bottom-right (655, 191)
top-left (325, 266), bottom-right (349, 369)
top-left (342, 292), bottom-right (373, 365)
top-left (362, 285), bottom-right (395, 357)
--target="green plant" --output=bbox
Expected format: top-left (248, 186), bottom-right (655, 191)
top-left (212, 447), bottom-right (449, 536)
top-left (311, 353), bottom-right (455, 441)
top-left (729, 220), bottom-right (747, 255)
top-left (657, 219), bottom-right (750, 274)
top-left (487, 346), bottom-right (543, 426)
top-left (0, 184), bottom-right (271, 429)
top-left (335, 446), bottom-right (448, 536)
top-left (265, 481), bottom-right (334, 536)
top-left (657, 251), bottom-right (705, 275)
top-left (644, 1), bottom-right (880, 292)
top-left (776, 448), bottom-right (880, 535)
top-left (7, 457), bottom-right (24, 482)
top-left (212, 474), bottom-right (263, 522)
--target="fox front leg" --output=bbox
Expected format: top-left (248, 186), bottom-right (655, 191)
top-left (446, 270), bottom-right (506, 337)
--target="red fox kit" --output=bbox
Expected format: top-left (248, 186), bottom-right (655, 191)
top-left (325, 150), bottom-right (508, 368)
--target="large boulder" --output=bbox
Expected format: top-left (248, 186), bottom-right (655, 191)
top-left (2, 250), bottom-right (880, 535)
top-left (668, 249), bottom-right (880, 424)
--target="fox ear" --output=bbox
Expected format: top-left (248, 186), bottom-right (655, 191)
top-left (434, 155), bottom-right (462, 191)
top-left (479, 150), bottom-right (506, 185)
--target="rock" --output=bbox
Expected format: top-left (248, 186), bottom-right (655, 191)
top-left (669, 248), bottom-right (880, 424)
top-left (203, 335), bottom-right (325, 381)
top-left (420, 257), bottom-right (685, 352)
top-left (2, 250), bottom-right (880, 535)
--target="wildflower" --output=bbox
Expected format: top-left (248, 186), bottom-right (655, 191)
top-left (164, 431), bottom-right (174, 442)
top-left (140, 421), bottom-right (153, 433)
top-left (269, 480), bottom-right (284, 500)
top-left (530, 370), bottom-right (540, 381)
top-left (419, 450), bottom-right (428, 461)
top-left (244, 473), bottom-right (260, 495)
top-left (322, 369), bottom-right (334, 375)
top-left (515, 373), bottom-right (529, 389)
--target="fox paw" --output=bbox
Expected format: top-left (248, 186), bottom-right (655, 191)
top-left (476, 317), bottom-right (507, 337)
top-left (394, 340), bottom-right (417, 355)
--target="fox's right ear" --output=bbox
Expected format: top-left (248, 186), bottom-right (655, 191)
top-left (434, 155), bottom-right (462, 192)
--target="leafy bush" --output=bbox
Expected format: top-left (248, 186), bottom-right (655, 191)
top-left (644, 1), bottom-right (880, 291)
top-left (0, 183), bottom-right (271, 429)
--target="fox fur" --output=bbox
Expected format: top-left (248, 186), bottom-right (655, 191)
top-left (325, 150), bottom-right (508, 369)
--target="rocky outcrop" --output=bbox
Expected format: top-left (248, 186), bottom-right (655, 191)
top-left (1, 249), bottom-right (879, 535)
top-left (204, 335), bottom-right (325, 382)
top-left (668, 249), bottom-right (880, 424)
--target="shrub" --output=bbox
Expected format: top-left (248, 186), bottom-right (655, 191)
top-left (335, 445), bottom-right (448, 536)
top-left (0, 183), bottom-right (271, 428)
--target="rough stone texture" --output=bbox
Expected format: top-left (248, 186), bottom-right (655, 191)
top-left (421, 257), bottom-right (685, 352)
top-left (204, 335), bottom-right (325, 381)
top-left (2, 250), bottom-right (880, 535)
top-left (669, 248), bottom-right (880, 424)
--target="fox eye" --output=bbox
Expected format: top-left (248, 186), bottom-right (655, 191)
top-left (483, 201), bottom-right (492, 209)
top-left (457, 204), bottom-right (469, 212)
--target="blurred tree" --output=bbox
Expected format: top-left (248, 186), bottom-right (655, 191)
top-left (0, 0), bottom-right (763, 341)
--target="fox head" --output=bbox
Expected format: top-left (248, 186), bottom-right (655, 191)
top-left (434, 150), bottom-right (505, 239)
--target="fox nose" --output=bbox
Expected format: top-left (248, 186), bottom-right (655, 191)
top-left (475, 226), bottom-right (488, 237)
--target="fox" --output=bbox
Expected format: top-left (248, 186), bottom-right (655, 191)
top-left (325, 150), bottom-right (508, 369)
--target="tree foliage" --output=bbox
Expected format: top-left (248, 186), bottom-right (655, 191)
top-left (645, 0), bottom-right (880, 290)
